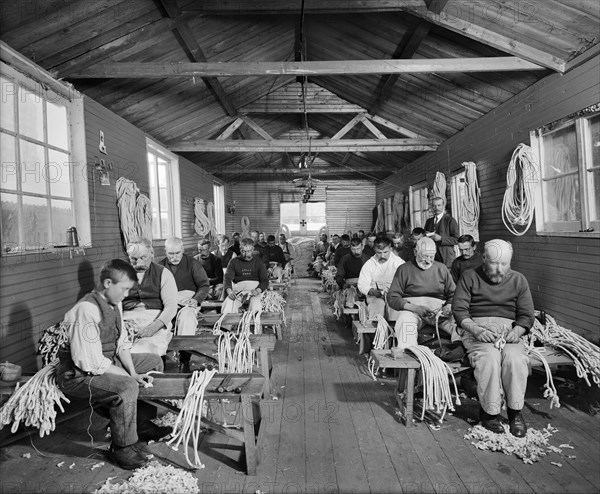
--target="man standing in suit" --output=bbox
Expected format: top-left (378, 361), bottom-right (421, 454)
top-left (424, 197), bottom-right (460, 268)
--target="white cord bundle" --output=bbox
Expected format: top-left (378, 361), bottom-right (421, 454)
top-left (355, 300), bottom-right (369, 326)
top-left (116, 177), bottom-right (140, 247)
top-left (240, 216), bottom-right (251, 238)
top-left (38, 322), bottom-right (69, 367)
top-left (216, 311), bottom-right (257, 373)
top-left (332, 291), bottom-right (344, 320)
top-left (433, 172), bottom-right (446, 203)
top-left (194, 198), bottom-right (211, 238)
top-left (175, 306), bottom-right (199, 336)
top-left (460, 161), bottom-right (481, 240)
top-left (502, 143), bottom-right (540, 236)
top-left (367, 315), bottom-right (395, 380)
top-left (135, 193), bottom-right (153, 240)
top-left (406, 345), bottom-right (461, 423)
top-left (167, 368), bottom-right (217, 469)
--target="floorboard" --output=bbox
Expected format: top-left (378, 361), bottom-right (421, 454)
top-left (0, 278), bottom-right (598, 494)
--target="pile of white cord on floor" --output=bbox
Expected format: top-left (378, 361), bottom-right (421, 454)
top-left (464, 423), bottom-right (564, 464)
top-left (93, 461), bottom-right (199, 493)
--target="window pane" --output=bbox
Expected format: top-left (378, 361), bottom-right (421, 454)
top-left (1, 77), bottom-right (16, 132)
top-left (159, 188), bottom-right (169, 212)
top-left (160, 212), bottom-right (170, 238)
top-left (1, 192), bottom-right (20, 252)
top-left (22, 195), bottom-right (49, 249)
top-left (48, 149), bottom-right (71, 198)
top-left (157, 161), bottom-right (167, 183)
top-left (1, 133), bottom-right (17, 190)
top-left (280, 202), bottom-right (300, 231)
top-left (543, 175), bottom-right (581, 222)
top-left (50, 199), bottom-right (73, 245)
top-left (148, 159), bottom-right (156, 188)
top-left (46, 102), bottom-right (69, 150)
top-left (542, 124), bottom-right (578, 177)
top-left (20, 139), bottom-right (46, 194)
top-left (589, 170), bottom-right (600, 222)
top-left (18, 88), bottom-right (44, 141)
top-left (590, 115), bottom-right (600, 169)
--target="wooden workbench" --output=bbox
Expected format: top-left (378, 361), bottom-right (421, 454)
top-left (169, 333), bottom-right (276, 395)
top-left (139, 372), bottom-right (264, 475)
top-left (197, 312), bottom-right (284, 339)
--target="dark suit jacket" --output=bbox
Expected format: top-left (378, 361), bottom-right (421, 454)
top-left (424, 213), bottom-right (459, 267)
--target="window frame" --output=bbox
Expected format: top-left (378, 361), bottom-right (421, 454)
top-left (146, 138), bottom-right (181, 240)
top-left (1, 61), bottom-right (89, 255)
top-left (530, 108), bottom-right (600, 237)
top-left (213, 181), bottom-right (225, 235)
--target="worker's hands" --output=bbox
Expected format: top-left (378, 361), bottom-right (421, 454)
top-left (249, 288), bottom-right (262, 297)
top-left (368, 288), bottom-right (383, 298)
top-left (137, 320), bottom-right (163, 339)
top-left (428, 233), bottom-right (441, 242)
top-left (134, 373), bottom-right (154, 388)
top-left (227, 289), bottom-right (238, 300)
top-left (440, 304), bottom-right (453, 317)
top-left (185, 299), bottom-right (198, 308)
top-left (407, 303), bottom-right (434, 319)
top-left (505, 325), bottom-right (526, 343)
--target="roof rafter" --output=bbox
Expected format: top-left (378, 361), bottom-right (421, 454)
top-left (61, 57), bottom-right (545, 78)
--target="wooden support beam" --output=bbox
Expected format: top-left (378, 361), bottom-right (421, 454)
top-left (330, 114), bottom-right (366, 140)
top-left (181, 1), bottom-right (424, 14)
top-left (63, 57), bottom-right (545, 78)
top-left (366, 114), bottom-right (422, 139)
top-left (424, 0), bottom-right (450, 14)
top-left (216, 117), bottom-right (244, 140)
top-left (170, 138), bottom-right (438, 152)
top-left (403, 6), bottom-right (565, 72)
top-left (361, 118), bottom-right (387, 139)
top-left (241, 116), bottom-right (273, 140)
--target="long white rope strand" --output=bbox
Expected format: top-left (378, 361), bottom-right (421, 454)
top-left (502, 143), bottom-right (540, 236)
top-left (460, 161), bottom-right (480, 240)
top-left (433, 172), bottom-right (446, 203)
top-left (116, 177), bottom-right (138, 247)
top-left (135, 193), bottom-right (153, 240)
top-left (194, 198), bottom-right (211, 238)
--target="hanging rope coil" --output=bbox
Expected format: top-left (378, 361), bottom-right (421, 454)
top-left (194, 198), bottom-right (211, 238)
top-left (135, 193), bottom-right (153, 240)
top-left (460, 162), bottom-right (481, 240)
top-left (433, 172), bottom-right (447, 203)
top-left (240, 216), bottom-right (251, 238)
top-left (502, 143), bottom-right (540, 236)
top-left (116, 177), bottom-right (139, 247)
top-left (392, 192), bottom-right (404, 232)
top-left (374, 201), bottom-right (385, 233)
top-left (206, 201), bottom-right (218, 239)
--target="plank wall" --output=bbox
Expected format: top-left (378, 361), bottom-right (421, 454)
top-left (376, 56), bottom-right (600, 342)
top-left (0, 97), bottom-right (226, 371)
top-left (227, 180), bottom-right (375, 237)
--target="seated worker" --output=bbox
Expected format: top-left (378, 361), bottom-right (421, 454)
top-left (222, 238), bottom-right (270, 314)
top-left (214, 235), bottom-right (237, 272)
top-left (357, 230), bottom-right (365, 241)
top-left (332, 234), bottom-right (352, 267)
top-left (424, 196), bottom-right (460, 268)
top-left (265, 234), bottom-right (287, 279)
top-left (325, 234), bottom-right (341, 262)
top-left (231, 232), bottom-right (241, 256)
top-left (453, 239), bottom-right (534, 437)
top-left (403, 227), bottom-right (426, 263)
top-left (161, 237), bottom-right (210, 307)
top-left (362, 232), bottom-right (377, 258)
top-left (450, 234), bottom-right (483, 283)
top-left (335, 238), bottom-right (370, 290)
top-left (250, 230), bottom-right (268, 266)
top-left (387, 237), bottom-right (456, 348)
top-left (314, 233), bottom-right (329, 260)
top-left (193, 239), bottom-right (223, 300)
top-left (123, 237), bottom-right (178, 356)
top-left (391, 232), bottom-right (404, 258)
top-left (357, 237), bottom-right (405, 353)
top-left (56, 259), bottom-right (172, 471)
top-left (278, 233), bottom-right (293, 266)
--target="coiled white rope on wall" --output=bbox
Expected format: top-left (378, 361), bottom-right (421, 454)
top-left (194, 198), bottom-right (211, 238)
top-left (433, 172), bottom-right (446, 202)
top-left (374, 201), bottom-right (385, 233)
top-left (241, 216), bottom-right (251, 238)
top-left (460, 161), bottom-right (481, 241)
top-left (502, 143), bottom-right (540, 236)
top-left (135, 193), bottom-right (153, 240)
top-left (116, 177), bottom-right (152, 248)
top-left (392, 191), bottom-right (404, 232)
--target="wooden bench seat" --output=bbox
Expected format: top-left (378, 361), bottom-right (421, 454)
top-left (200, 300), bottom-right (224, 312)
top-left (197, 312), bottom-right (284, 339)
top-left (139, 372), bottom-right (264, 475)
top-left (169, 334), bottom-right (276, 395)
top-left (370, 346), bottom-right (574, 427)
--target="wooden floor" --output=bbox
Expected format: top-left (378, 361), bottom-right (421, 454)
top-left (1, 278), bottom-right (599, 494)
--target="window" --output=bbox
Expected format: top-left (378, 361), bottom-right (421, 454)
top-left (146, 139), bottom-right (181, 239)
top-left (409, 183), bottom-right (429, 229)
top-left (305, 202), bottom-right (326, 233)
top-left (213, 182), bottom-right (225, 234)
top-left (280, 202), bottom-right (300, 232)
top-left (0, 62), bottom-right (88, 254)
top-left (531, 107), bottom-right (600, 234)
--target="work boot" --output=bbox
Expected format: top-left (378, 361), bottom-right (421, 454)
top-left (479, 407), bottom-right (505, 434)
top-left (110, 444), bottom-right (149, 470)
top-left (137, 421), bottom-right (173, 441)
top-left (508, 411), bottom-right (527, 438)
